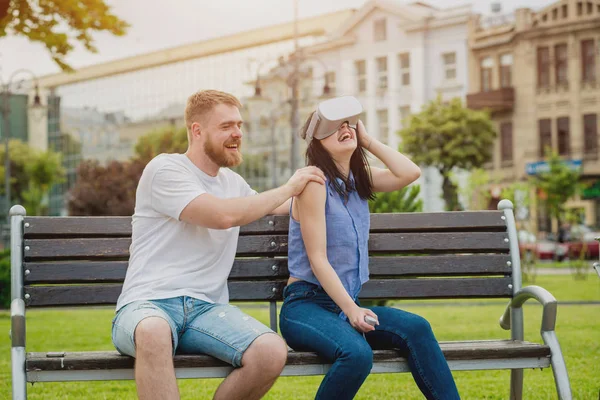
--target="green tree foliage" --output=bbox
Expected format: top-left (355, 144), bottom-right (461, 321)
top-left (457, 168), bottom-right (491, 210)
top-left (532, 150), bottom-right (581, 233)
top-left (0, 0), bottom-right (129, 71)
top-left (0, 139), bottom-right (65, 216)
top-left (134, 126), bottom-right (188, 163)
top-left (399, 96), bottom-right (496, 211)
top-left (369, 185), bottom-right (423, 213)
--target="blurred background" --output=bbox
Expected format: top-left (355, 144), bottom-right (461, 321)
top-left (1, 0), bottom-right (599, 256)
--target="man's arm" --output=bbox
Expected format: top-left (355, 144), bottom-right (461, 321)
top-left (270, 198), bottom-right (292, 215)
top-left (180, 167), bottom-right (325, 229)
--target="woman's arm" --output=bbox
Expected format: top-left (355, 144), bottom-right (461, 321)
top-left (358, 120), bottom-right (421, 192)
top-left (296, 181), bottom-right (378, 332)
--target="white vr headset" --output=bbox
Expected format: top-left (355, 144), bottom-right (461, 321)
top-left (304, 96), bottom-right (363, 144)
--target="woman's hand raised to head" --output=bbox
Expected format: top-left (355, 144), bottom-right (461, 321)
top-left (357, 120), bottom-right (374, 150)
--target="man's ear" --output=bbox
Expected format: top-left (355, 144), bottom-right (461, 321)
top-left (191, 122), bottom-right (202, 138)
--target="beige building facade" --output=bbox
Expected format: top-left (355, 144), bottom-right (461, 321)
top-left (467, 0), bottom-right (600, 231)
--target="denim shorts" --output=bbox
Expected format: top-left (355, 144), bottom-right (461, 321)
top-left (112, 296), bottom-right (274, 368)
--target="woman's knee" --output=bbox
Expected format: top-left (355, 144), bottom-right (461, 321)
top-left (339, 342), bottom-right (373, 376)
top-left (405, 314), bottom-right (434, 339)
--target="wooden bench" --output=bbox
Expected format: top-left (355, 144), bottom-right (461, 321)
top-left (9, 200), bottom-right (572, 399)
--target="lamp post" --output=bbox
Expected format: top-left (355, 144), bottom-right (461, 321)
top-left (247, 53), bottom-right (331, 188)
top-left (1, 69), bottom-right (42, 218)
top-left (250, 56), bottom-right (331, 174)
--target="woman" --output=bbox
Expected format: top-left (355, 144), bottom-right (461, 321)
top-left (279, 96), bottom-right (460, 399)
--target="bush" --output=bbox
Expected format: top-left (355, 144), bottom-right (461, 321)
top-left (0, 249), bottom-right (10, 309)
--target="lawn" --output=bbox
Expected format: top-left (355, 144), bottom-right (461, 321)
top-left (1, 275), bottom-right (598, 399)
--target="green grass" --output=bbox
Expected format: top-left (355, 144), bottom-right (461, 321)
top-left (2, 275), bottom-right (599, 399)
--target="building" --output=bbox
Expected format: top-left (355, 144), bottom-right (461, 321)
top-left (251, 0), bottom-right (473, 212)
top-left (467, 0), bottom-right (600, 230)
top-left (29, 9), bottom-right (355, 215)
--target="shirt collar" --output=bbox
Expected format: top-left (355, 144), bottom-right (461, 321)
top-left (334, 172), bottom-right (355, 191)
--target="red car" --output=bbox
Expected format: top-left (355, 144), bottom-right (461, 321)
top-left (518, 230), bottom-right (568, 262)
top-left (563, 225), bottom-right (600, 260)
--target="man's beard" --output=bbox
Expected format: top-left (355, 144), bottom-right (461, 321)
top-left (204, 138), bottom-right (243, 168)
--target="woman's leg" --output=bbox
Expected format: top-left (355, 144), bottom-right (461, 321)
top-left (365, 306), bottom-right (460, 400)
top-left (280, 300), bottom-right (373, 400)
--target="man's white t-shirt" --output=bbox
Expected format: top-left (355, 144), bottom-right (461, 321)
top-left (116, 153), bottom-right (256, 311)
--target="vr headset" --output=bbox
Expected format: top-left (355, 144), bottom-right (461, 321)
top-left (304, 96), bottom-right (363, 144)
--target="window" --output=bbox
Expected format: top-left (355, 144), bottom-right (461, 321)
top-left (581, 39), bottom-right (596, 82)
top-left (374, 18), bottom-right (386, 42)
top-left (562, 4), bottom-right (568, 18)
top-left (377, 109), bottom-right (389, 144)
top-left (500, 54), bottom-right (513, 88)
top-left (480, 57), bottom-right (493, 92)
top-left (539, 118), bottom-right (552, 157)
top-left (443, 52), bottom-right (457, 80)
top-left (355, 60), bottom-right (366, 92)
top-left (537, 47), bottom-right (550, 87)
top-left (376, 56), bottom-right (388, 90)
top-left (325, 71), bottom-right (336, 95)
top-left (584, 114), bottom-right (598, 155)
top-left (555, 44), bottom-right (568, 86)
top-left (500, 122), bottom-right (513, 162)
top-left (399, 53), bottom-right (410, 86)
top-left (557, 117), bottom-right (570, 156)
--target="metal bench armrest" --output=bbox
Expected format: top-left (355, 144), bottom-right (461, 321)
top-left (499, 285), bottom-right (557, 333)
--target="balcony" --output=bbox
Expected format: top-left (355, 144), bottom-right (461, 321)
top-left (466, 87), bottom-right (515, 112)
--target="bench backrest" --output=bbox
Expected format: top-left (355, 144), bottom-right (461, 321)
top-left (15, 209), bottom-right (517, 308)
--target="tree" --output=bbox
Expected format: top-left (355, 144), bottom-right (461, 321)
top-left (134, 126), bottom-right (188, 163)
top-left (456, 168), bottom-right (492, 210)
top-left (68, 159), bottom-right (145, 216)
top-left (0, 0), bottom-right (129, 71)
top-left (0, 139), bottom-right (65, 216)
top-left (369, 185), bottom-right (423, 213)
top-left (399, 96), bottom-right (496, 211)
top-left (532, 150), bottom-right (581, 234)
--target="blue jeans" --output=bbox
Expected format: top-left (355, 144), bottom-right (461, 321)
top-left (112, 296), bottom-right (274, 367)
top-left (279, 281), bottom-right (460, 400)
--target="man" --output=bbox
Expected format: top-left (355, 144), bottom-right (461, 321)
top-left (112, 90), bottom-right (326, 400)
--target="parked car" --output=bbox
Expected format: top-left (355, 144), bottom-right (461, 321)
top-left (518, 230), bottom-right (568, 262)
top-left (563, 224), bottom-right (600, 260)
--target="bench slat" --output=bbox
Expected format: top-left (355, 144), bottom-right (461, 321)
top-left (23, 211), bottom-right (506, 238)
top-left (25, 340), bottom-right (550, 371)
top-left (23, 232), bottom-right (509, 260)
top-left (24, 277), bottom-right (512, 307)
top-left (23, 254), bottom-right (512, 284)
top-left (23, 259), bottom-right (289, 283)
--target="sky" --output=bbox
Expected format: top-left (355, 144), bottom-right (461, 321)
top-left (1, 0), bottom-right (553, 82)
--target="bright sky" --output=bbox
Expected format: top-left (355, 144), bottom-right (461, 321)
top-left (0, 0), bottom-right (552, 82)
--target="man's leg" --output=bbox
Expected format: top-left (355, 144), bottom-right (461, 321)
top-left (177, 302), bottom-right (287, 400)
top-left (112, 299), bottom-right (182, 400)
top-left (214, 333), bottom-right (287, 400)
top-left (134, 317), bottom-right (180, 400)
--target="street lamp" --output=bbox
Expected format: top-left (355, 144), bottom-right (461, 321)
top-left (250, 54), bottom-right (332, 173)
top-left (1, 69), bottom-right (43, 218)
top-left (246, 75), bottom-right (281, 188)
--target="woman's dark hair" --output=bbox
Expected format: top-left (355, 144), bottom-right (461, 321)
top-left (301, 112), bottom-right (374, 201)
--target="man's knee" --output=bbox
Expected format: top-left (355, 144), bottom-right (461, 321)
top-left (134, 317), bottom-right (173, 357)
top-left (242, 333), bottom-right (288, 374)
